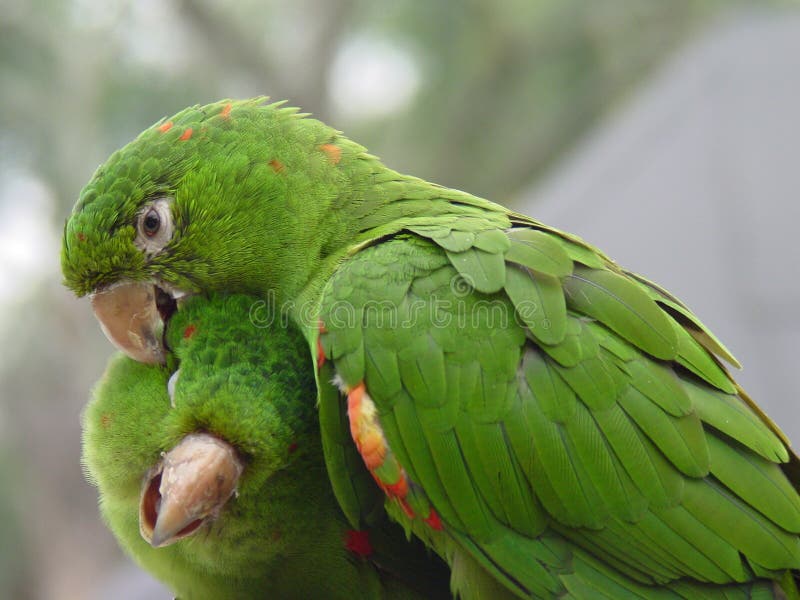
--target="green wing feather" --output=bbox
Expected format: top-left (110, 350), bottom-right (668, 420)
top-left (317, 213), bottom-right (800, 599)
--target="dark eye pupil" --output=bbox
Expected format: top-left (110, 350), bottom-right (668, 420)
top-left (143, 210), bottom-right (160, 236)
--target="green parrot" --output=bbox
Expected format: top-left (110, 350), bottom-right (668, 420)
top-left (83, 292), bottom-right (450, 599)
top-left (64, 98), bottom-right (800, 598)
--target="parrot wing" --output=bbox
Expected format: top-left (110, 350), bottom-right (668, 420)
top-left (316, 218), bottom-right (800, 598)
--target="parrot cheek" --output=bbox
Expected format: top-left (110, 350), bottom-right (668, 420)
top-left (139, 433), bottom-right (243, 548)
top-left (90, 281), bottom-right (181, 364)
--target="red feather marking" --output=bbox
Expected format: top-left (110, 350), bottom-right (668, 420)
top-left (220, 103), bottom-right (232, 119)
top-left (345, 529), bottom-right (372, 557)
top-left (316, 337), bottom-right (326, 369)
top-left (424, 508), bottom-right (443, 531)
top-left (316, 320), bottom-right (327, 369)
top-left (269, 159), bottom-right (285, 173)
top-left (76, 232), bottom-right (87, 242)
top-left (179, 128), bottom-right (193, 141)
top-left (158, 121), bottom-right (173, 133)
top-left (398, 498), bottom-right (415, 519)
top-left (182, 324), bottom-right (197, 339)
top-left (384, 475), bottom-right (408, 498)
top-left (287, 441), bottom-right (298, 454)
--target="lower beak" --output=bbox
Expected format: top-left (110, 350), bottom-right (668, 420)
top-left (139, 433), bottom-right (243, 547)
top-left (90, 282), bottom-right (166, 364)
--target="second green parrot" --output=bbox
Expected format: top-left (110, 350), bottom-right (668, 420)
top-left (65, 99), bottom-right (800, 598)
top-left (83, 293), bottom-right (450, 599)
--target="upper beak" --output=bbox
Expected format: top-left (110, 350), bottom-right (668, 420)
top-left (90, 282), bottom-right (168, 364)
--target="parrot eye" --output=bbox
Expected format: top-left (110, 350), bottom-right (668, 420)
top-left (136, 198), bottom-right (173, 255)
top-left (142, 209), bottom-right (161, 236)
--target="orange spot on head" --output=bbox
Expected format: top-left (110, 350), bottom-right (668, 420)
top-left (269, 159), bottom-right (285, 173)
top-left (100, 414), bottom-right (112, 429)
top-left (318, 320), bottom-right (327, 334)
top-left (319, 143), bottom-right (342, 165)
top-left (158, 121), bottom-right (173, 133)
top-left (76, 232), bottom-right (87, 242)
top-left (424, 508), bottom-right (443, 531)
top-left (345, 530), bottom-right (372, 557)
top-left (183, 324), bottom-right (197, 339)
top-left (179, 128), bottom-right (193, 141)
top-left (220, 103), bottom-right (232, 119)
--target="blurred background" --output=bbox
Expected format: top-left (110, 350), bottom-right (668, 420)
top-left (1, 0), bottom-right (798, 597)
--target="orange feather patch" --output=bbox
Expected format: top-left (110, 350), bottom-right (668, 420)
top-left (345, 381), bottom-right (445, 531)
top-left (319, 143), bottom-right (342, 165)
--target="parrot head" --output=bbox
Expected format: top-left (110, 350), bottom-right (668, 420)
top-left (62, 98), bottom-right (356, 363)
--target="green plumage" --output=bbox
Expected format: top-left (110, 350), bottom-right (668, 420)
top-left (65, 99), bottom-right (800, 598)
top-left (83, 294), bottom-right (449, 599)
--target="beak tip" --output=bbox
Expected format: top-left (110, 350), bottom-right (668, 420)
top-left (149, 514), bottom-right (180, 548)
top-left (149, 530), bottom-right (167, 549)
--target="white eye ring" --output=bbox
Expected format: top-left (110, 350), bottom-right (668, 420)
top-left (135, 198), bottom-right (173, 255)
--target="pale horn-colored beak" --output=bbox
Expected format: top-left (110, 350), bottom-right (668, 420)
top-left (90, 282), bottom-right (167, 364)
top-left (139, 433), bottom-right (243, 548)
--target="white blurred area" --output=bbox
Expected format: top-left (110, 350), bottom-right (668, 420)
top-left (328, 33), bottom-right (421, 122)
top-left (0, 172), bottom-right (59, 317)
top-left (521, 9), bottom-right (800, 444)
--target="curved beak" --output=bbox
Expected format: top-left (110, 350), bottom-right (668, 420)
top-left (139, 433), bottom-right (243, 548)
top-left (90, 282), bottom-right (172, 364)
